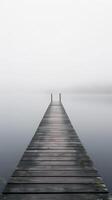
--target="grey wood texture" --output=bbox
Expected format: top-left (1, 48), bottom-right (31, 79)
top-left (2, 101), bottom-right (109, 199)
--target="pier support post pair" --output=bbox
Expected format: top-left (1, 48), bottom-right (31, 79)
top-left (51, 93), bottom-right (62, 104)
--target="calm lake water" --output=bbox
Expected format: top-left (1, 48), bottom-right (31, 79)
top-left (0, 93), bottom-right (112, 192)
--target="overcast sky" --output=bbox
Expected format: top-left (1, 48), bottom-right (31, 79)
top-left (0, 0), bottom-right (112, 93)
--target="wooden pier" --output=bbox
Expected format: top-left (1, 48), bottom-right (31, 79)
top-left (2, 94), bottom-right (109, 199)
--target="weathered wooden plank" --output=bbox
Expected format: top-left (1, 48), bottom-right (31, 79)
top-left (9, 177), bottom-right (103, 184)
top-left (4, 183), bottom-right (108, 193)
top-left (28, 144), bottom-right (82, 147)
top-left (33, 136), bottom-right (79, 139)
top-left (27, 145), bottom-right (83, 150)
top-left (33, 136), bottom-right (77, 139)
top-left (17, 161), bottom-right (92, 167)
top-left (21, 157), bottom-right (85, 161)
top-left (34, 134), bottom-right (78, 137)
top-left (16, 166), bottom-right (95, 171)
top-left (2, 193), bottom-right (110, 200)
top-left (18, 161), bottom-right (78, 166)
top-left (31, 139), bottom-right (80, 142)
top-left (34, 131), bottom-right (78, 134)
top-left (25, 150), bottom-right (84, 153)
top-left (37, 128), bottom-right (74, 132)
top-left (23, 152), bottom-right (86, 157)
top-left (33, 138), bottom-right (79, 141)
top-left (30, 142), bottom-right (81, 145)
top-left (12, 170), bottom-right (98, 177)
top-left (37, 129), bottom-right (76, 132)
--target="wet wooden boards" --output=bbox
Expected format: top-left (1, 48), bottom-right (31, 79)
top-left (2, 100), bottom-right (109, 200)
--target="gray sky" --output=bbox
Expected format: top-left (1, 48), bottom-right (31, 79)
top-left (0, 0), bottom-right (112, 93)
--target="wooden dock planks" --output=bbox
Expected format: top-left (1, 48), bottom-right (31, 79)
top-left (2, 99), bottom-right (109, 200)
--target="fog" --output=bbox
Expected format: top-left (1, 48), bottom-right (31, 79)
top-left (0, 0), bottom-right (112, 93)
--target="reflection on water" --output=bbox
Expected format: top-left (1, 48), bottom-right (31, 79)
top-left (0, 93), bottom-right (112, 192)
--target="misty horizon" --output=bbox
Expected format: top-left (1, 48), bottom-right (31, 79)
top-left (0, 0), bottom-right (112, 94)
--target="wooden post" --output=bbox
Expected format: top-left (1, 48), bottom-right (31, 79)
top-left (59, 93), bottom-right (61, 104)
top-left (51, 93), bottom-right (53, 103)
